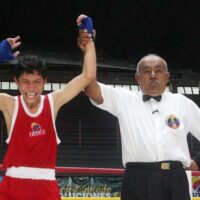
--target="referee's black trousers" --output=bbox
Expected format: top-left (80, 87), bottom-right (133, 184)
top-left (121, 161), bottom-right (190, 200)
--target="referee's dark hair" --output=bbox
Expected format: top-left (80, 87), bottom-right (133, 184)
top-left (14, 55), bottom-right (47, 80)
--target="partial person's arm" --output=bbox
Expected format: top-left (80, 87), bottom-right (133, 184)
top-left (188, 159), bottom-right (199, 171)
top-left (0, 93), bottom-right (16, 135)
top-left (188, 152), bottom-right (200, 171)
top-left (0, 36), bottom-right (21, 133)
top-left (0, 36), bottom-right (21, 62)
top-left (76, 19), bottom-right (103, 104)
top-left (84, 79), bottom-right (103, 104)
top-left (52, 15), bottom-right (96, 117)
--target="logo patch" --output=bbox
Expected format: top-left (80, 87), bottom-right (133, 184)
top-left (166, 114), bottom-right (180, 129)
top-left (29, 122), bottom-right (46, 137)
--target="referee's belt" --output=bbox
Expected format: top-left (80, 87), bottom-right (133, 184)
top-left (126, 161), bottom-right (183, 170)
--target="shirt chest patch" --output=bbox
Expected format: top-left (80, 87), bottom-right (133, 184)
top-left (166, 114), bottom-right (180, 129)
top-left (29, 122), bottom-right (46, 137)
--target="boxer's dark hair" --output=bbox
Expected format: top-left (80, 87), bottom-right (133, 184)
top-left (14, 55), bottom-right (47, 80)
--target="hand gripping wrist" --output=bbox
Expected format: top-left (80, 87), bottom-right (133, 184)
top-left (78, 16), bottom-right (95, 41)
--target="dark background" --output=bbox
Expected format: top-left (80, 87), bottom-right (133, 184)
top-left (0, 1), bottom-right (200, 168)
top-left (0, 0), bottom-right (200, 72)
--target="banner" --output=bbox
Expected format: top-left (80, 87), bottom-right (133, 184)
top-left (193, 175), bottom-right (200, 197)
top-left (57, 176), bottom-right (122, 197)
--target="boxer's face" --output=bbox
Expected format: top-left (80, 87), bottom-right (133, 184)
top-left (15, 70), bottom-right (47, 111)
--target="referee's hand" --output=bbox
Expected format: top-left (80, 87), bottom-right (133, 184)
top-left (187, 159), bottom-right (199, 171)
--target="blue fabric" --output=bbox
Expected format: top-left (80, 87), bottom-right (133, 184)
top-left (0, 40), bottom-right (14, 62)
top-left (78, 17), bottom-right (93, 34)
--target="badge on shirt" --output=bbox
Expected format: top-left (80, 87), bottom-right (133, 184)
top-left (29, 122), bottom-right (46, 137)
top-left (166, 114), bottom-right (180, 129)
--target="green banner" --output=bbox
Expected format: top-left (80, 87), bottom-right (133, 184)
top-left (57, 176), bottom-right (122, 197)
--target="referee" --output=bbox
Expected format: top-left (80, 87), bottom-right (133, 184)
top-left (77, 44), bottom-right (199, 200)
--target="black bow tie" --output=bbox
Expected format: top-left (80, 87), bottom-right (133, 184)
top-left (143, 95), bottom-right (162, 102)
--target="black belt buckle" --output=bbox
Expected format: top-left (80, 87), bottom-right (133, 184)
top-left (161, 162), bottom-right (170, 170)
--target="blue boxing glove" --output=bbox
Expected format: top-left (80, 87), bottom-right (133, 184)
top-left (0, 39), bottom-right (14, 62)
top-left (78, 15), bottom-right (94, 41)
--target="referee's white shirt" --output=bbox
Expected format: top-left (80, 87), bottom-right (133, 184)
top-left (90, 83), bottom-right (200, 168)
